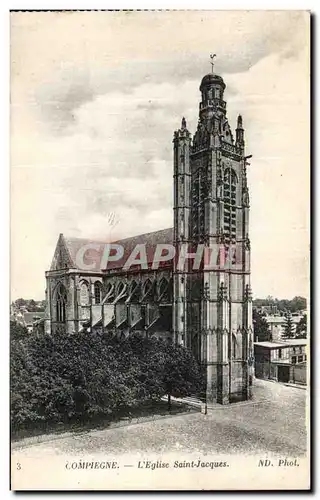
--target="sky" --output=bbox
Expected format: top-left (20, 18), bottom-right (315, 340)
top-left (10, 10), bottom-right (310, 300)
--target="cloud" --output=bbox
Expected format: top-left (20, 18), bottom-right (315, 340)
top-left (226, 48), bottom-right (309, 298)
top-left (13, 10), bottom-right (308, 134)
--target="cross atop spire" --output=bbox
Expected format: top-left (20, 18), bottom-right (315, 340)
top-left (210, 53), bottom-right (216, 73)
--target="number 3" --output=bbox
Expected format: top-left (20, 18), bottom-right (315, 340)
top-left (16, 463), bottom-right (21, 470)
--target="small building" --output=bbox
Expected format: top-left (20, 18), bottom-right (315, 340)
top-left (254, 339), bottom-right (307, 385)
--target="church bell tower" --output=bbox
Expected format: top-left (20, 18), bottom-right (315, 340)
top-left (173, 63), bottom-right (253, 404)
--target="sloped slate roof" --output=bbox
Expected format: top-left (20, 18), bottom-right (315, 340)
top-left (110, 227), bottom-right (173, 272)
top-left (51, 228), bottom-right (174, 273)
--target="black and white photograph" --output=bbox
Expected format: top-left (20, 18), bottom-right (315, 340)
top-left (10, 10), bottom-right (310, 491)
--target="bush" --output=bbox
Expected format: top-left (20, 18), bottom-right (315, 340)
top-left (10, 329), bottom-right (204, 433)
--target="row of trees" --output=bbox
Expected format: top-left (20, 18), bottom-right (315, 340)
top-left (253, 296), bottom-right (307, 313)
top-left (11, 322), bottom-right (204, 433)
top-left (253, 310), bottom-right (272, 342)
top-left (12, 298), bottom-right (46, 312)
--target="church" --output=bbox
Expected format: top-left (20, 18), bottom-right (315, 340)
top-left (45, 67), bottom-right (254, 404)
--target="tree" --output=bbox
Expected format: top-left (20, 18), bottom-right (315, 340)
top-left (290, 296), bottom-right (307, 313)
top-left (265, 295), bottom-right (274, 304)
top-left (39, 300), bottom-right (47, 311)
top-left (157, 342), bottom-right (203, 410)
top-left (253, 310), bottom-right (271, 342)
top-left (277, 299), bottom-right (291, 312)
top-left (252, 296), bottom-right (307, 314)
top-left (13, 298), bottom-right (45, 312)
top-left (27, 299), bottom-right (38, 312)
top-left (14, 298), bottom-right (27, 309)
top-left (295, 314), bottom-right (307, 339)
top-left (282, 312), bottom-right (295, 339)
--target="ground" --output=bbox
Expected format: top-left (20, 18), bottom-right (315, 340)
top-left (12, 379), bottom-right (307, 458)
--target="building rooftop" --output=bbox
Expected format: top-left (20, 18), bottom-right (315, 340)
top-left (200, 73), bottom-right (225, 91)
top-left (254, 342), bottom-right (286, 349)
top-left (254, 339), bottom-right (308, 349)
top-left (23, 311), bottom-right (45, 325)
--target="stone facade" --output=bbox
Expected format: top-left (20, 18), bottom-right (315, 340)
top-left (45, 230), bottom-right (173, 337)
top-left (45, 69), bottom-right (253, 404)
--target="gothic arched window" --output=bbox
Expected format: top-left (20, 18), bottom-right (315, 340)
top-left (94, 281), bottom-right (102, 304)
top-left (158, 277), bottom-right (169, 301)
top-left (114, 281), bottom-right (127, 303)
top-left (116, 281), bottom-right (126, 297)
top-left (143, 279), bottom-right (152, 295)
top-left (55, 283), bottom-right (67, 323)
top-left (79, 281), bottom-right (90, 306)
top-left (128, 280), bottom-right (139, 302)
top-left (223, 168), bottom-right (238, 242)
top-left (141, 279), bottom-right (155, 302)
top-left (130, 280), bottom-right (137, 294)
top-left (104, 282), bottom-right (114, 303)
top-left (192, 170), bottom-right (204, 240)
